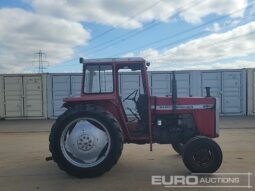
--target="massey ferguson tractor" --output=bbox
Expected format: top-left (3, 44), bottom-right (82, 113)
top-left (48, 57), bottom-right (222, 177)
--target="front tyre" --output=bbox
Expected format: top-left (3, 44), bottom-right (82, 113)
top-left (182, 136), bottom-right (222, 173)
top-left (171, 143), bottom-right (183, 155)
top-left (49, 105), bottom-right (123, 178)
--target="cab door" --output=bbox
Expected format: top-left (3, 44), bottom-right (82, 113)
top-left (118, 65), bottom-right (148, 136)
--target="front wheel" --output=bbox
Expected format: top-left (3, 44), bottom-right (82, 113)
top-left (171, 143), bottom-right (183, 155)
top-left (182, 136), bottom-right (222, 173)
top-left (49, 105), bottom-right (123, 178)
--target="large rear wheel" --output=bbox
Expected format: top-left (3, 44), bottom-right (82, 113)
top-left (49, 105), bottom-right (123, 178)
top-left (182, 136), bottom-right (222, 173)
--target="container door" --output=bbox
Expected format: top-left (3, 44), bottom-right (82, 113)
top-left (23, 76), bottom-right (43, 117)
top-left (120, 74), bottom-right (140, 118)
top-left (71, 75), bottom-right (82, 97)
top-left (4, 77), bottom-right (23, 117)
top-left (222, 72), bottom-right (242, 114)
top-left (201, 72), bottom-right (222, 112)
top-left (151, 73), bottom-right (171, 96)
top-left (175, 73), bottom-right (190, 97)
top-left (52, 76), bottom-right (70, 116)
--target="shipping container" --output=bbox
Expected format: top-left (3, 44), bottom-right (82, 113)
top-left (247, 68), bottom-right (255, 115)
top-left (0, 75), bottom-right (4, 118)
top-left (47, 69), bottom-right (247, 118)
top-left (150, 71), bottom-right (190, 97)
top-left (199, 69), bottom-right (246, 115)
top-left (0, 74), bottom-right (47, 119)
top-left (47, 73), bottom-right (82, 118)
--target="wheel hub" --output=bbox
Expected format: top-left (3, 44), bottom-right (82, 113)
top-left (77, 134), bottom-right (94, 151)
top-left (193, 148), bottom-right (213, 165)
top-left (60, 119), bottom-right (110, 167)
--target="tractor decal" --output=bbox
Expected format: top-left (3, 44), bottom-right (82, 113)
top-left (152, 104), bottom-right (214, 110)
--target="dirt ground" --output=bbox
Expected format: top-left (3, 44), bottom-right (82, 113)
top-left (0, 117), bottom-right (254, 191)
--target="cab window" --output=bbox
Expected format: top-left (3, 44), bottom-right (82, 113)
top-left (84, 65), bottom-right (113, 93)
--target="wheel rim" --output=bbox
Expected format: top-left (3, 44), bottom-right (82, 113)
top-left (192, 147), bottom-right (214, 167)
top-left (60, 117), bottom-right (111, 168)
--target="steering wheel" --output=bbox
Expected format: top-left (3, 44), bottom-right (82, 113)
top-left (122, 89), bottom-right (138, 102)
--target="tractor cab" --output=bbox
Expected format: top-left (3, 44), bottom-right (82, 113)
top-left (79, 57), bottom-right (151, 138)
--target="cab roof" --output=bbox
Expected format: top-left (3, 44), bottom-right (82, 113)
top-left (79, 57), bottom-right (146, 64)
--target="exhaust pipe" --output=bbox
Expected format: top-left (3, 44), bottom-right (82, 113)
top-left (205, 87), bottom-right (211, 97)
top-left (172, 71), bottom-right (177, 111)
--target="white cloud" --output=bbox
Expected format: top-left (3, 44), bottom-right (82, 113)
top-left (179, 0), bottom-right (247, 24)
top-left (28, 0), bottom-right (248, 29)
top-left (0, 8), bottom-right (90, 73)
top-left (128, 22), bottom-right (255, 70)
top-left (206, 23), bottom-right (221, 32)
top-left (0, 0), bottom-right (252, 73)
top-left (146, 60), bottom-right (255, 71)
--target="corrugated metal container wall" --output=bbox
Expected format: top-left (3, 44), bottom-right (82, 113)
top-left (47, 69), bottom-right (246, 118)
top-left (198, 69), bottom-right (246, 115)
top-left (47, 73), bottom-right (82, 118)
top-left (247, 69), bottom-right (255, 115)
top-left (0, 75), bottom-right (4, 118)
top-left (149, 71), bottom-right (190, 97)
top-left (0, 74), bottom-right (47, 119)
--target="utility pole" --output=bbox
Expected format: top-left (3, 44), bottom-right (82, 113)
top-left (33, 50), bottom-right (48, 73)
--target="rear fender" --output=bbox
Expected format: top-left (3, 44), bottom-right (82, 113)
top-left (61, 100), bottom-right (130, 141)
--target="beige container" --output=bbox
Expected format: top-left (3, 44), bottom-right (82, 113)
top-left (0, 74), bottom-right (48, 119)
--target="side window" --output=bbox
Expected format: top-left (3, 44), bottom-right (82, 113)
top-left (84, 65), bottom-right (113, 93)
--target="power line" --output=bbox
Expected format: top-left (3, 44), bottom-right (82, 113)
top-left (57, 0), bottom-right (211, 64)
top-left (88, 0), bottom-right (162, 43)
top-left (87, 0), bottom-right (203, 56)
top-left (48, 0), bottom-right (164, 67)
top-left (86, 22), bottom-right (161, 56)
top-left (112, 2), bottom-right (254, 57)
top-left (86, 21), bottom-right (160, 52)
top-left (155, 16), bottom-right (255, 51)
top-left (151, 30), bottom-right (255, 63)
top-left (52, 1), bottom-right (254, 67)
top-left (60, 31), bottom-right (255, 68)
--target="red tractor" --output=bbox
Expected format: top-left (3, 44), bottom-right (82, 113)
top-left (48, 57), bottom-right (222, 177)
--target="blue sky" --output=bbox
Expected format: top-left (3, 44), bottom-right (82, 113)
top-left (0, 0), bottom-right (255, 73)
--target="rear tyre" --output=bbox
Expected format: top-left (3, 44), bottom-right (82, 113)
top-left (182, 136), bottom-right (222, 173)
top-left (49, 105), bottom-right (123, 178)
top-left (171, 143), bottom-right (183, 155)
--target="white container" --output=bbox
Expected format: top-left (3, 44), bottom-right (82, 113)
top-left (47, 69), bottom-right (247, 118)
top-left (149, 71), bottom-right (190, 97)
top-left (0, 74), bottom-right (47, 119)
top-left (196, 69), bottom-right (246, 115)
top-left (0, 75), bottom-right (4, 118)
top-left (149, 69), bottom-right (246, 115)
top-left (47, 73), bottom-right (82, 118)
